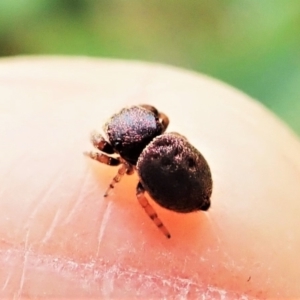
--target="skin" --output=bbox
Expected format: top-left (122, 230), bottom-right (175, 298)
top-left (0, 56), bottom-right (300, 299)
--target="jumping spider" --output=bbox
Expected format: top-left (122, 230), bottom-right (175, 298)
top-left (84, 104), bottom-right (212, 238)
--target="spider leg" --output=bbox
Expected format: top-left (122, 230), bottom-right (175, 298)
top-left (104, 163), bottom-right (133, 197)
top-left (90, 130), bottom-right (115, 154)
top-left (136, 182), bottom-right (171, 239)
top-left (86, 131), bottom-right (135, 197)
top-left (86, 130), bottom-right (120, 176)
top-left (84, 151), bottom-right (120, 166)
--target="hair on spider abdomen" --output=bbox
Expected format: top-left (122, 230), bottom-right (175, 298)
top-left (136, 133), bottom-right (212, 213)
top-left (85, 104), bottom-right (212, 238)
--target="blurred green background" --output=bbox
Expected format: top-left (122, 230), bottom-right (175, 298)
top-left (1, 0), bottom-right (299, 134)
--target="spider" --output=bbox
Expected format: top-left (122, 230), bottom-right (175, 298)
top-left (84, 104), bottom-right (212, 238)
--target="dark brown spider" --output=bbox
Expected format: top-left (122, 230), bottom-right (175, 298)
top-left (84, 104), bottom-right (212, 238)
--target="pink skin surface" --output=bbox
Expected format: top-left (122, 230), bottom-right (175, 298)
top-left (0, 57), bottom-right (300, 299)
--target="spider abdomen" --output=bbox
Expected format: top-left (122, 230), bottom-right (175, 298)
top-left (137, 133), bottom-right (212, 212)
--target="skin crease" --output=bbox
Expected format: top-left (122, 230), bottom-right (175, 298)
top-left (0, 57), bottom-right (300, 299)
